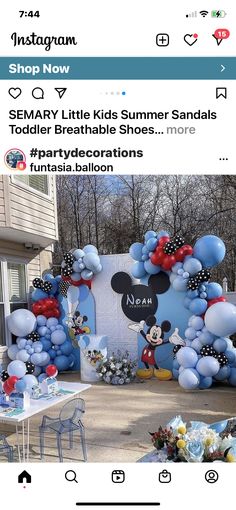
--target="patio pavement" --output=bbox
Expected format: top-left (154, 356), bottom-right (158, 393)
top-left (1, 372), bottom-right (236, 462)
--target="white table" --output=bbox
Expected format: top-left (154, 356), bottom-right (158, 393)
top-left (0, 381), bottom-right (91, 462)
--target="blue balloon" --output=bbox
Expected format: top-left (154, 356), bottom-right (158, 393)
top-left (131, 261), bottom-right (146, 279)
top-left (33, 341), bottom-right (43, 353)
top-left (191, 339), bottom-right (202, 353)
top-left (15, 379), bottom-right (27, 392)
top-left (183, 258), bottom-right (202, 276)
top-left (172, 276), bottom-right (188, 292)
top-left (68, 353), bottom-right (76, 368)
top-left (36, 315), bottom-right (47, 327)
top-left (51, 330), bottom-right (67, 345)
top-left (143, 259), bottom-right (160, 275)
top-left (196, 357), bottom-right (220, 377)
top-left (7, 309), bottom-right (36, 337)
top-left (54, 355), bottom-right (70, 371)
top-left (191, 316), bottom-right (204, 331)
top-left (40, 339), bottom-right (52, 352)
top-left (178, 368), bottom-right (200, 390)
top-left (176, 347), bottom-right (198, 368)
top-left (172, 368), bottom-right (179, 379)
top-left (187, 289), bottom-right (199, 299)
top-left (228, 368), bottom-right (236, 386)
top-left (206, 282), bottom-right (223, 299)
top-left (60, 341), bottom-right (73, 356)
top-left (46, 317), bottom-right (58, 328)
top-left (144, 231), bottom-right (157, 242)
top-left (73, 248), bottom-right (85, 260)
top-left (83, 244), bottom-right (98, 254)
top-left (225, 349), bottom-right (235, 364)
top-left (38, 373), bottom-right (47, 383)
top-left (213, 338), bottom-right (227, 353)
top-left (214, 365), bottom-right (231, 381)
top-left (193, 235), bottom-right (226, 268)
top-left (173, 359), bottom-right (180, 369)
top-left (83, 252), bottom-right (100, 271)
top-left (129, 242), bottom-right (144, 261)
top-left (81, 269), bottom-right (93, 280)
top-left (8, 360), bottom-right (26, 378)
top-left (48, 348), bottom-right (56, 359)
top-left (189, 298), bottom-right (207, 316)
top-left (198, 331), bottom-right (215, 345)
top-left (185, 327), bottom-right (197, 341)
top-left (37, 326), bottom-right (48, 337)
top-left (31, 289), bottom-right (48, 302)
top-left (205, 302), bottom-right (236, 337)
top-left (146, 238), bottom-right (158, 251)
top-left (199, 376), bottom-right (212, 389)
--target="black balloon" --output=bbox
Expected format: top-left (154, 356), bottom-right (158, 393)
top-left (25, 362), bottom-right (35, 375)
top-left (173, 235), bottom-right (185, 248)
top-left (42, 281), bottom-right (53, 293)
top-left (33, 277), bottom-right (44, 289)
top-left (1, 370), bottom-right (9, 382)
top-left (27, 331), bottom-right (40, 342)
top-left (59, 280), bottom-right (70, 297)
top-left (62, 265), bottom-right (74, 277)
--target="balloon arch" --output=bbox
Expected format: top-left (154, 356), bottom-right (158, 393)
top-left (129, 231), bottom-right (236, 389)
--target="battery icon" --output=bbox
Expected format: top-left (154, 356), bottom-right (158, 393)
top-left (211, 10), bottom-right (227, 18)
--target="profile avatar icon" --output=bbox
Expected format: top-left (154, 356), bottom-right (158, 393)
top-left (4, 148), bottom-right (26, 170)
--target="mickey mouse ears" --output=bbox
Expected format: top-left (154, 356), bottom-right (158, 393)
top-left (111, 272), bottom-right (132, 294)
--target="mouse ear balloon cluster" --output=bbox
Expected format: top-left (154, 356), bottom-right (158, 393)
top-left (3, 245), bottom-right (102, 391)
top-left (130, 232), bottom-right (236, 390)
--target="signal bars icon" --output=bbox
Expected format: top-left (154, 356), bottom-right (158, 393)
top-left (186, 11), bottom-right (197, 18)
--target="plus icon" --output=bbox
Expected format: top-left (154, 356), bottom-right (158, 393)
top-left (156, 33), bottom-right (170, 46)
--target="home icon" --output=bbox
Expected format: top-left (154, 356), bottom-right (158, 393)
top-left (18, 470), bottom-right (31, 484)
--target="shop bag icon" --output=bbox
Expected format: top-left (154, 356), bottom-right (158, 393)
top-left (159, 470), bottom-right (171, 483)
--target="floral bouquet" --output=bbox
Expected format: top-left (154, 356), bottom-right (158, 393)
top-left (97, 350), bottom-right (137, 385)
top-left (150, 415), bottom-right (236, 462)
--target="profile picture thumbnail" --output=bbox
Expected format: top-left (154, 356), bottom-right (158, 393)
top-left (4, 148), bottom-right (26, 170)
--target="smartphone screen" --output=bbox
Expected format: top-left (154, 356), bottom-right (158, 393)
top-left (0, 2), bottom-right (235, 509)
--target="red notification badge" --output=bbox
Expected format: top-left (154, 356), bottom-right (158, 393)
top-left (214, 28), bottom-right (230, 39)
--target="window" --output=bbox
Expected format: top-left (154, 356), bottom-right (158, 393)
top-left (7, 263), bottom-right (28, 312)
top-left (13, 175), bottom-right (49, 195)
top-left (0, 261), bottom-right (28, 346)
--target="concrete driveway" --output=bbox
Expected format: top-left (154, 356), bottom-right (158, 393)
top-left (1, 373), bottom-right (236, 462)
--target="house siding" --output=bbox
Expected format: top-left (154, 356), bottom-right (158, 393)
top-left (7, 176), bottom-right (58, 240)
top-left (0, 176), bottom-right (6, 227)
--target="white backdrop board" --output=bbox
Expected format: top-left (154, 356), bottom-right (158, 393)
top-left (92, 254), bottom-right (138, 359)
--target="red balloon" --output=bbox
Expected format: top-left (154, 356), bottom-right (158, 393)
top-left (182, 245), bottom-right (193, 256)
top-left (158, 236), bottom-right (170, 247)
top-left (162, 255), bottom-right (176, 270)
top-left (53, 308), bottom-right (60, 318)
top-left (153, 247), bottom-right (165, 264)
top-left (7, 376), bottom-right (19, 388)
top-left (207, 297), bottom-right (226, 308)
top-left (46, 364), bottom-right (58, 377)
top-left (175, 247), bottom-right (185, 262)
top-left (3, 381), bottom-right (14, 395)
top-left (32, 302), bottom-right (42, 315)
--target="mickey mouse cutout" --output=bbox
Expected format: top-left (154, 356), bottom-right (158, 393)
top-left (111, 271), bottom-right (185, 380)
top-left (68, 311), bottom-right (91, 347)
top-left (129, 315), bottom-right (185, 380)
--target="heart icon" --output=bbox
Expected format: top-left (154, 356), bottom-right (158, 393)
top-left (8, 87), bottom-right (22, 99)
top-left (184, 34), bottom-right (198, 46)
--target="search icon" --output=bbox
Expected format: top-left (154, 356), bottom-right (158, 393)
top-left (32, 87), bottom-right (44, 99)
top-left (65, 470), bottom-right (78, 483)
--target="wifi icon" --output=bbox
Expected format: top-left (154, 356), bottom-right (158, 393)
top-left (199, 10), bottom-right (209, 17)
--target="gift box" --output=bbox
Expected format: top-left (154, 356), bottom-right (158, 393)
top-left (40, 377), bottom-right (58, 395)
top-left (8, 391), bottom-right (30, 410)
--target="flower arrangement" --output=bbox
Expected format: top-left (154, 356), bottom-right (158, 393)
top-left (84, 349), bottom-right (104, 366)
top-left (97, 350), bottom-right (137, 385)
top-left (150, 415), bottom-right (236, 462)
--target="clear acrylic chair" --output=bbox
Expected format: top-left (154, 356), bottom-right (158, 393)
top-left (39, 398), bottom-right (87, 462)
top-left (0, 434), bottom-right (14, 462)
